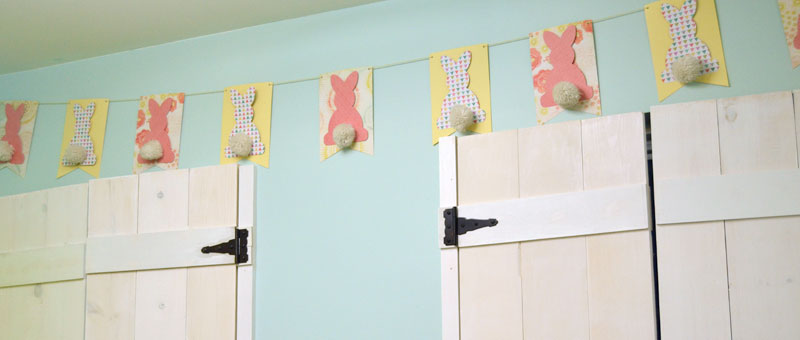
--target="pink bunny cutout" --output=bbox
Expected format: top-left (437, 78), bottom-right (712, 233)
top-left (225, 87), bottom-right (265, 157)
top-left (540, 25), bottom-right (593, 107)
top-left (436, 51), bottom-right (486, 130)
top-left (323, 71), bottom-right (368, 146)
top-left (660, 0), bottom-right (719, 83)
top-left (2, 103), bottom-right (25, 164)
top-left (138, 98), bottom-right (175, 163)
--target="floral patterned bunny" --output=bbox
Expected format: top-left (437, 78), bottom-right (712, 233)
top-left (63, 102), bottom-right (97, 166)
top-left (137, 98), bottom-right (175, 164)
top-left (660, 0), bottom-right (719, 83)
top-left (225, 87), bottom-right (265, 157)
top-left (323, 71), bottom-right (368, 146)
top-left (540, 25), bottom-right (593, 107)
top-left (436, 51), bottom-right (486, 130)
top-left (1, 103), bottom-right (25, 164)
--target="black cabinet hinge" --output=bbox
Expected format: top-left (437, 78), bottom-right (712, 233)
top-left (443, 207), bottom-right (498, 247)
top-left (201, 228), bottom-right (249, 264)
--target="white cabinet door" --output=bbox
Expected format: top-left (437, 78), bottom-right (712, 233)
top-left (652, 91), bottom-right (800, 340)
top-left (0, 164), bottom-right (255, 340)
top-left (439, 112), bottom-right (657, 340)
top-left (439, 113), bottom-right (656, 340)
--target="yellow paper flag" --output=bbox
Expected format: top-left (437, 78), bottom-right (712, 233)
top-left (57, 99), bottom-right (109, 178)
top-left (430, 44), bottom-right (492, 145)
top-left (220, 82), bottom-right (272, 168)
top-left (645, 0), bottom-right (728, 101)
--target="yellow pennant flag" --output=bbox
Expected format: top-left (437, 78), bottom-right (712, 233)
top-left (645, 0), bottom-right (728, 101)
top-left (220, 82), bottom-right (272, 168)
top-left (57, 99), bottom-right (109, 178)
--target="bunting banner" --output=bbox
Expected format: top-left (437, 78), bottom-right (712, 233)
top-left (220, 82), bottom-right (273, 167)
top-left (778, 0), bottom-right (800, 68)
top-left (319, 67), bottom-right (374, 161)
top-left (430, 44), bottom-right (492, 145)
top-left (645, 0), bottom-right (729, 101)
top-left (0, 101), bottom-right (38, 178)
top-left (530, 20), bottom-right (602, 125)
top-left (57, 99), bottom-right (109, 178)
top-left (133, 93), bottom-right (185, 174)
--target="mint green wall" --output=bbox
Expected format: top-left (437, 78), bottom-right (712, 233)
top-left (0, 0), bottom-right (797, 338)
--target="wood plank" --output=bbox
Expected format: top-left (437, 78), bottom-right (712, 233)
top-left (518, 120), bottom-right (589, 340)
top-left (187, 265), bottom-right (237, 340)
top-left (717, 91), bottom-right (797, 174)
top-left (137, 169), bottom-right (189, 233)
top-left (88, 175), bottom-right (138, 237)
top-left (0, 196), bottom-right (14, 252)
top-left (456, 130), bottom-right (522, 339)
top-left (44, 183), bottom-right (88, 246)
top-left (581, 112), bottom-right (647, 189)
top-left (188, 164), bottom-right (238, 340)
top-left (520, 238), bottom-right (589, 340)
top-left (518, 121), bottom-right (583, 197)
top-left (718, 91), bottom-right (800, 340)
top-left (454, 183), bottom-right (649, 247)
top-left (6, 283), bottom-right (45, 339)
top-left (457, 129), bottom-right (519, 205)
top-left (86, 273), bottom-right (136, 340)
top-left (582, 112), bottom-right (656, 340)
top-left (795, 90), bottom-right (800, 158)
top-left (238, 164), bottom-right (255, 229)
top-left (459, 243), bottom-right (523, 340)
top-left (135, 169), bottom-right (190, 340)
top-left (86, 227), bottom-right (237, 273)
top-left (11, 189), bottom-right (48, 251)
top-left (134, 269), bottom-right (188, 340)
top-left (86, 175), bottom-right (139, 340)
top-left (189, 164), bottom-right (238, 228)
top-left (438, 135), bottom-right (460, 340)
top-left (586, 231), bottom-right (656, 339)
top-left (0, 244), bottom-right (85, 287)
top-left (236, 265), bottom-right (254, 340)
top-left (651, 99), bottom-right (732, 340)
top-left (656, 169), bottom-right (800, 224)
top-left (41, 280), bottom-right (85, 340)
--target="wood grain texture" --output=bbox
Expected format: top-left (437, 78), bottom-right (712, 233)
top-left (719, 91), bottom-right (800, 339)
top-left (457, 129), bottom-right (519, 205)
top-left (457, 130), bottom-right (522, 339)
top-left (459, 243), bottom-right (523, 340)
top-left (135, 169), bottom-right (190, 340)
top-left (188, 165), bottom-right (239, 340)
top-left (518, 119), bottom-right (589, 340)
top-left (0, 244), bottom-right (84, 287)
top-left (582, 112), bottom-right (656, 340)
top-left (86, 175), bottom-right (138, 340)
top-left (12, 189), bottom-right (47, 251)
top-left (44, 184), bottom-right (87, 246)
top-left (439, 134), bottom-right (460, 340)
top-left (651, 99), bottom-right (731, 340)
top-left (0, 196), bottom-right (13, 252)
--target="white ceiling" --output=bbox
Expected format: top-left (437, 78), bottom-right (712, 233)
top-left (0, 0), bottom-right (381, 75)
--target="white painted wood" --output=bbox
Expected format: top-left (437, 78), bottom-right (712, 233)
top-left (187, 164), bottom-right (238, 340)
top-left (44, 184), bottom-right (88, 246)
top-left (134, 268), bottom-right (188, 340)
top-left (717, 91), bottom-right (797, 175)
top-left (86, 227), bottom-right (237, 273)
top-left (520, 238), bottom-right (589, 340)
top-left (438, 135), bottom-right (460, 340)
top-left (656, 169), bottom-right (800, 224)
top-left (0, 244), bottom-right (84, 287)
top-left (236, 265), bottom-right (254, 340)
top-left (518, 121), bottom-right (584, 197)
top-left (12, 189), bottom-right (48, 251)
top-left (86, 175), bottom-right (138, 340)
top-left (187, 265), bottom-right (237, 340)
top-left (459, 243), bottom-right (523, 340)
top-left (449, 183), bottom-right (648, 248)
top-left (0, 196), bottom-right (13, 252)
top-left (718, 91), bottom-right (800, 340)
top-left (582, 112), bottom-right (656, 340)
top-left (651, 99), bottom-right (732, 340)
top-left (85, 273), bottom-right (136, 340)
top-left (135, 169), bottom-right (190, 340)
top-left (456, 130), bottom-right (522, 339)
